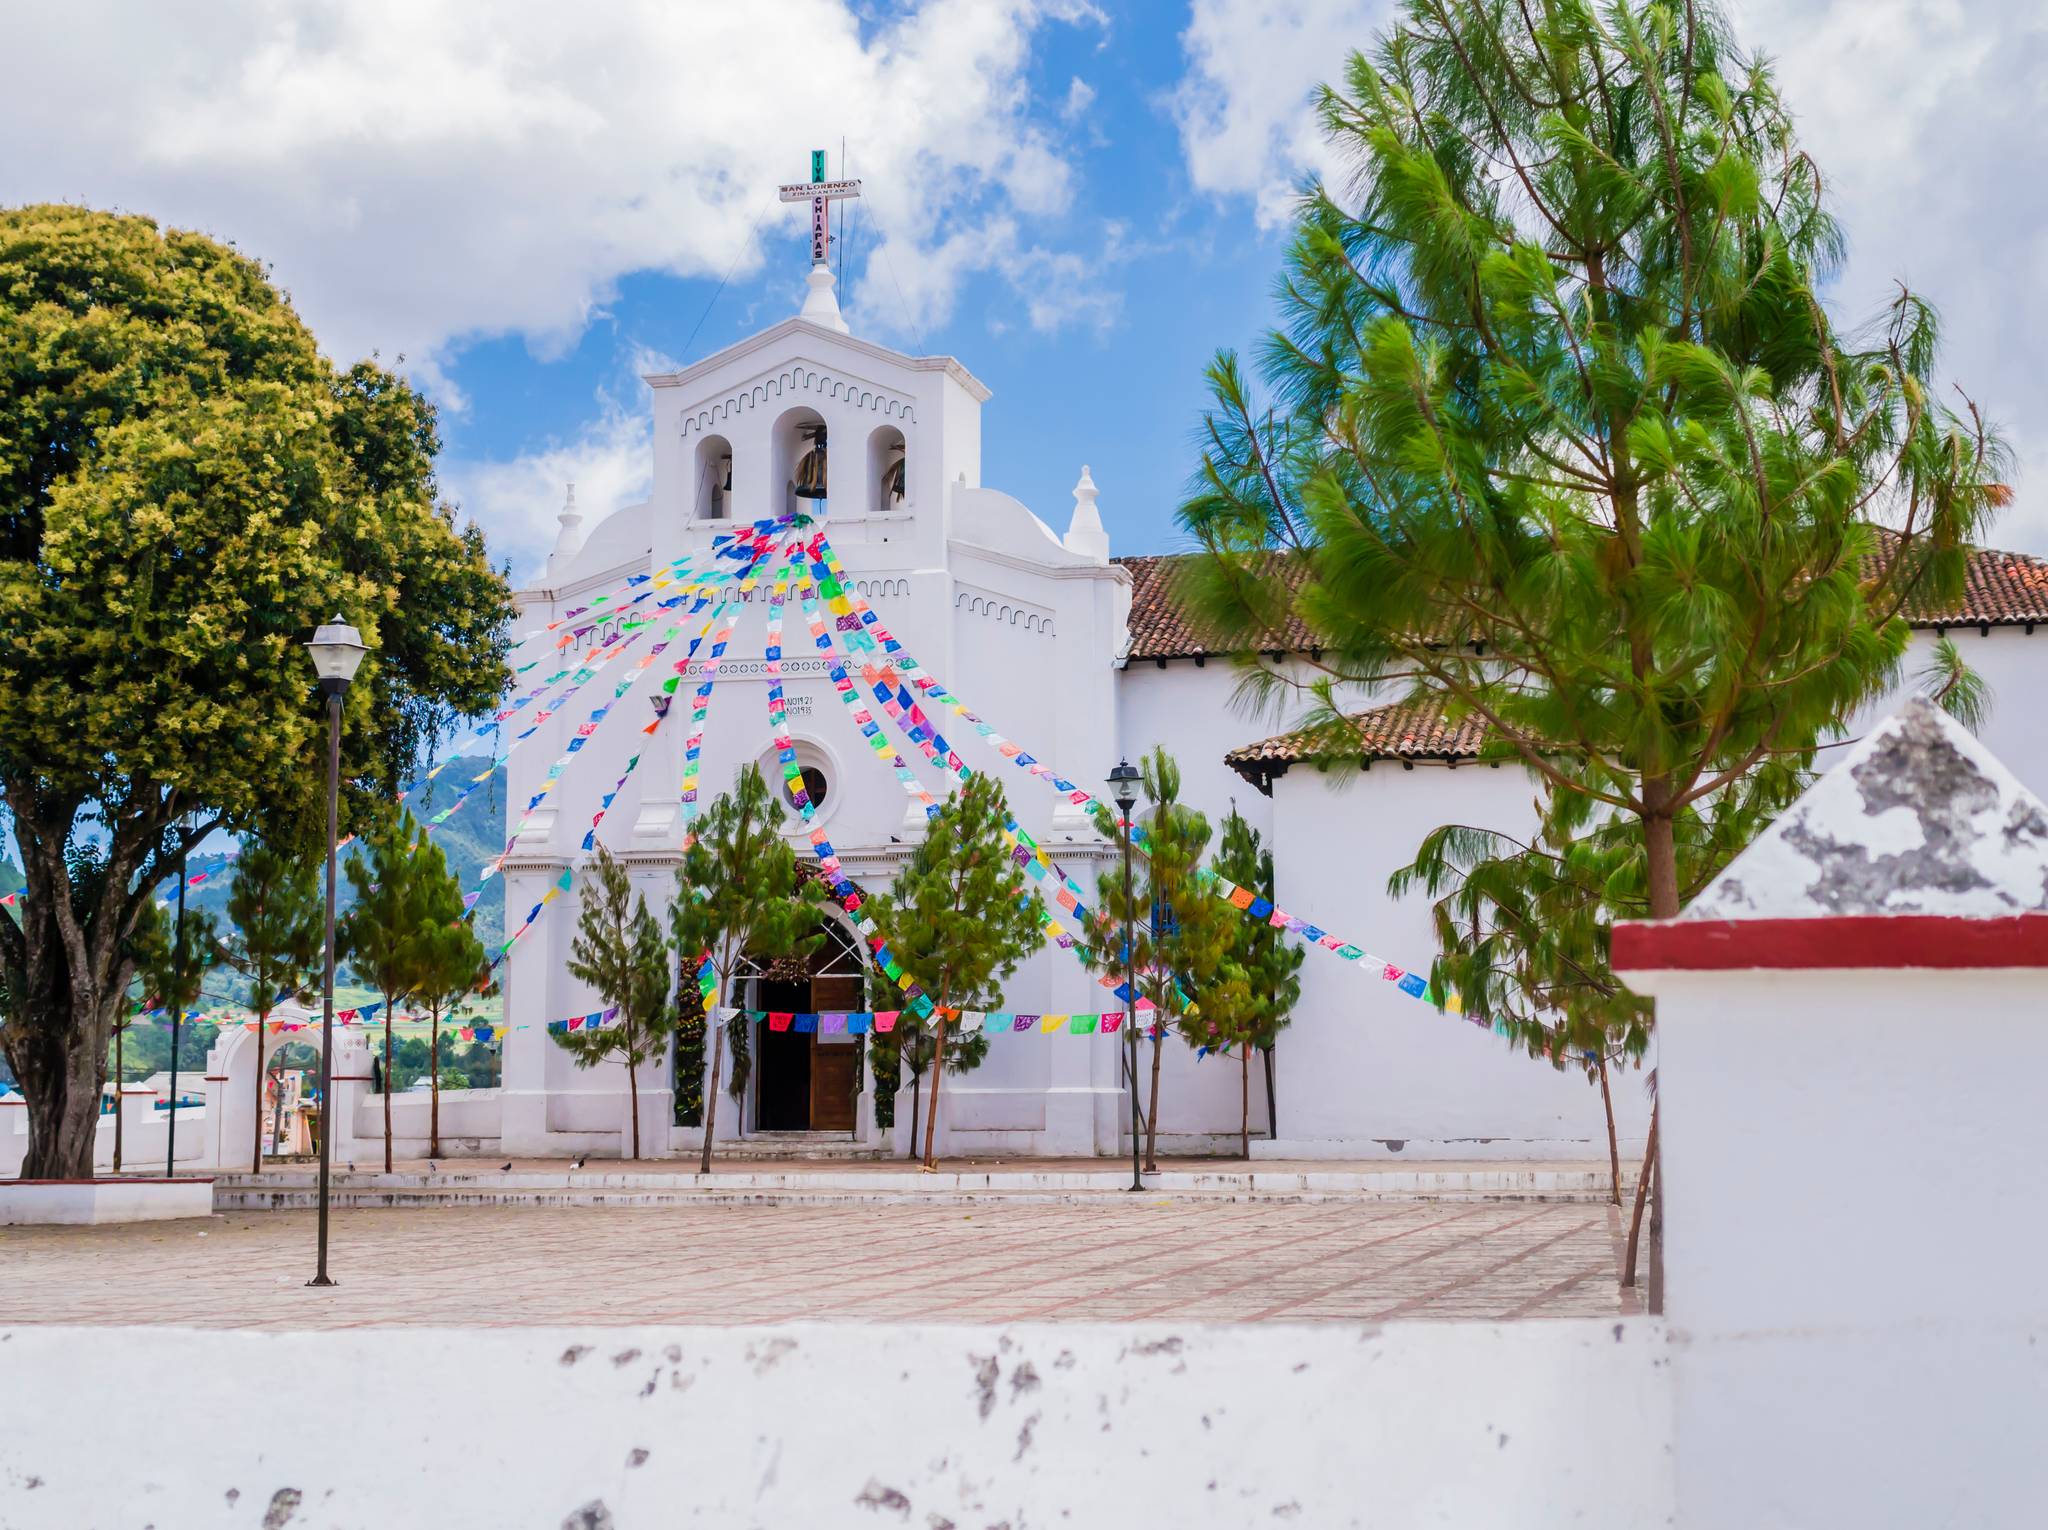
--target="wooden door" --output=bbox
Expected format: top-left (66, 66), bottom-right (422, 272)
top-left (809, 975), bottom-right (863, 1132)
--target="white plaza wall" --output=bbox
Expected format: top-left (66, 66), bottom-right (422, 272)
top-left (0, 1320), bottom-right (1672, 1529)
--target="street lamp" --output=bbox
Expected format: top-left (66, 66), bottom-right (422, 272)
top-left (305, 616), bottom-right (367, 1288)
top-left (1106, 757), bottom-right (1142, 1193)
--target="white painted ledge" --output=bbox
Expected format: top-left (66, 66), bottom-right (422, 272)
top-left (0, 1178), bottom-right (214, 1225)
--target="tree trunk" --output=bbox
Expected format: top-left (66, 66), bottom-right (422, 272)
top-left (381, 1013), bottom-right (394, 1173)
top-left (1622, 1100), bottom-right (1659, 1290)
top-left (1597, 1051), bottom-right (1622, 1207)
top-left (429, 1012), bottom-right (441, 1160)
top-left (627, 1052), bottom-right (641, 1160)
top-left (699, 1020), bottom-right (723, 1174)
top-left (921, 1016), bottom-right (949, 1172)
top-left (112, 1026), bottom-right (125, 1174)
top-left (908, 1070), bottom-right (921, 1160)
top-left (1143, 1023), bottom-right (1164, 1173)
top-left (12, 986), bottom-right (123, 1180)
top-left (1240, 1048), bottom-right (1250, 1160)
top-left (251, 1019), bottom-right (269, 1175)
top-left (1263, 1044), bottom-right (1277, 1139)
top-left (1, 794), bottom-right (158, 1181)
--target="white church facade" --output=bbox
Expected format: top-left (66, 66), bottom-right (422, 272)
top-left (490, 262), bottom-right (2048, 1164)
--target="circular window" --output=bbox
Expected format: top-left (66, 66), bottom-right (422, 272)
top-left (783, 765), bottom-right (829, 813)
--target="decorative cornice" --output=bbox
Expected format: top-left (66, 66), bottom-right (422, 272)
top-left (955, 582), bottom-right (1056, 637)
top-left (677, 361), bottom-right (918, 441)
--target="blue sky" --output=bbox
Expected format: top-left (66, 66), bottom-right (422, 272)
top-left (7, 0), bottom-right (2046, 574)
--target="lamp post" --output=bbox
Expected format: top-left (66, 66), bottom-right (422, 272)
top-left (164, 831), bottom-right (189, 1176)
top-left (1106, 758), bottom-right (1142, 1192)
top-left (305, 616), bottom-right (367, 1288)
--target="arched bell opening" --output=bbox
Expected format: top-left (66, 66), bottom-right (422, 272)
top-left (867, 424), bottom-right (907, 514)
top-left (693, 434), bottom-right (734, 521)
top-left (770, 406), bottom-right (829, 517)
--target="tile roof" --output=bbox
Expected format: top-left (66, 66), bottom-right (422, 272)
top-left (1226, 698), bottom-right (1490, 790)
top-left (1117, 553), bottom-right (1315, 661)
top-left (1122, 541), bottom-right (2048, 663)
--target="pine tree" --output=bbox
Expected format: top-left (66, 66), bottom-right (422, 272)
top-left (220, 842), bottom-right (323, 1172)
top-left (1087, 748), bottom-right (1233, 1171)
top-left (339, 806), bottom-right (432, 1171)
top-left (407, 833), bottom-right (490, 1160)
top-left (865, 773), bottom-right (1041, 1169)
top-left (114, 898), bottom-right (176, 1173)
top-left (1194, 811), bottom-right (1304, 1158)
top-left (131, 889), bottom-right (216, 1171)
top-left (1179, 0), bottom-right (2007, 1296)
top-left (559, 846), bottom-right (671, 1160)
top-left (668, 765), bottom-right (827, 1174)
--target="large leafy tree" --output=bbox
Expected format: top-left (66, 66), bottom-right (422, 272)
top-left (0, 204), bottom-right (509, 1176)
top-left (407, 831), bottom-right (490, 1160)
top-left (220, 841), bottom-right (323, 1173)
top-left (669, 765), bottom-right (826, 1174)
top-left (1193, 810), bottom-right (1304, 1158)
top-left (1087, 748), bottom-right (1233, 1172)
top-left (559, 846), bottom-right (672, 1160)
top-left (1179, 0), bottom-right (2005, 1284)
top-left (865, 772), bottom-right (1041, 1170)
top-left (339, 806), bottom-right (434, 1172)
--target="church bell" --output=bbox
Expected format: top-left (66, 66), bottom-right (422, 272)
top-left (793, 427), bottom-right (829, 500)
top-left (882, 455), bottom-right (906, 507)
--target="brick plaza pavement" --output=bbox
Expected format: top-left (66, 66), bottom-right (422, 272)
top-left (1, 1200), bottom-right (1631, 1328)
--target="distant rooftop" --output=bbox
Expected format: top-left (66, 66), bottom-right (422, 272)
top-left (1122, 539), bottom-right (2048, 663)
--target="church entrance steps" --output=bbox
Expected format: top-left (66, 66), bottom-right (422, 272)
top-left (210, 1160), bottom-right (1622, 1211)
top-left (713, 1131), bottom-right (891, 1161)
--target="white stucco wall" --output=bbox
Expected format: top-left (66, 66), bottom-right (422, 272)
top-left (0, 1320), bottom-right (1672, 1528)
top-left (1265, 758), bottom-right (1654, 1158)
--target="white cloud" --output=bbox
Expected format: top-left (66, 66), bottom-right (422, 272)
top-left (1172, 0), bottom-right (1391, 226)
top-left (441, 402), bottom-right (651, 584)
top-left (1063, 76), bottom-right (1099, 123)
top-left (1172, 0), bottom-right (2048, 549)
top-left (1, 0), bottom-right (1109, 390)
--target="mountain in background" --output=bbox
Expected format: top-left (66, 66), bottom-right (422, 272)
top-left (157, 762), bottom-right (512, 965)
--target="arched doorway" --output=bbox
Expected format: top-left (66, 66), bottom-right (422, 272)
top-left (744, 915), bottom-right (867, 1133)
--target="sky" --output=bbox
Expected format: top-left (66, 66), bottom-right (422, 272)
top-left (5, 0), bottom-right (2044, 579)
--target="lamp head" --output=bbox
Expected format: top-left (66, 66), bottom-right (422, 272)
top-left (1106, 756), bottom-right (1139, 811)
top-left (305, 616), bottom-right (368, 696)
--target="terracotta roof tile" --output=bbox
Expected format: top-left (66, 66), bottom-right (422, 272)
top-left (1117, 553), bottom-right (1315, 661)
top-left (1226, 698), bottom-right (1490, 788)
top-left (1122, 541), bottom-right (2048, 663)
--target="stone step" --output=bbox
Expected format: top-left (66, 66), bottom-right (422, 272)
top-left (211, 1165), bottom-right (1624, 1210)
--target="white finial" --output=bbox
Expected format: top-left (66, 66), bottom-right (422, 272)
top-left (799, 263), bottom-right (850, 335)
top-left (547, 481), bottom-right (587, 579)
top-left (1065, 464), bottom-right (1108, 562)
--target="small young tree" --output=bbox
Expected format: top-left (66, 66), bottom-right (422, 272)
top-left (407, 834), bottom-right (490, 1160)
top-left (865, 772), bottom-right (1041, 1170)
top-left (560, 846), bottom-right (672, 1160)
top-left (1193, 810), bottom-right (1304, 1158)
top-left (1088, 747), bottom-right (1233, 1171)
top-left (112, 898), bottom-right (175, 1173)
top-left (220, 842), bottom-right (323, 1172)
top-left (669, 765), bottom-right (826, 1174)
top-left (339, 806), bottom-right (432, 1171)
top-left (131, 891), bottom-right (217, 1172)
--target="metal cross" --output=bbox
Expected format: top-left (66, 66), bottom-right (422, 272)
top-left (778, 148), bottom-right (862, 265)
